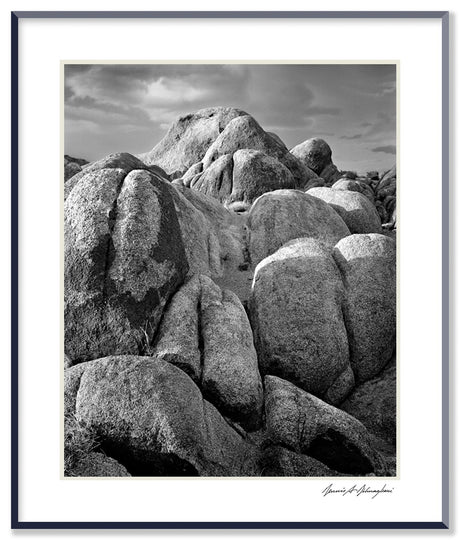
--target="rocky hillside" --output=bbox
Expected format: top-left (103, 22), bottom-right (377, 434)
top-left (64, 107), bottom-right (397, 477)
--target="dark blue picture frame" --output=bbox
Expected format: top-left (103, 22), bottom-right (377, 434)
top-left (11, 10), bottom-right (450, 530)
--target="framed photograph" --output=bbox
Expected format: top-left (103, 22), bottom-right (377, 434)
top-left (11, 10), bottom-right (450, 529)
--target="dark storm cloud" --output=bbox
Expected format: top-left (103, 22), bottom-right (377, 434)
top-left (371, 145), bottom-right (397, 155)
top-left (65, 63), bottom-right (396, 172)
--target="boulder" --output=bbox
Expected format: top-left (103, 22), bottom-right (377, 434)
top-left (64, 161), bottom-right (82, 182)
top-left (332, 234), bottom-right (396, 382)
top-left (308, 187), bottom-right (381, 234)
top-left (267, 131), bottom-right (287, 149)
top-left (341, 357), bottom-right (396, 453)
top-left (264, 376), bottom-right (386, 475)
top-left (164, 182), bottom-right (222, 278)
top-left (259, 446), bottom-right (339, 477)
top-left (64, 162), bottom-right (188, 364)
top-left (153, 275), bottom-right (263, 430)
top-left (247, 189), bottom-right (350, 266)
top-left (375, 165), bottom-right (397, 227)
top-left (201, 115), bottom-right (319, 188)
top-left (249, 238), bottom-right (354, 404)
top-left (64, 152), bottom-right (167, 201)
top-left (141, 107), bottom-right (247, 175)
top-left (190, 154), bottom-right (234, 201)
top-left (190, 149), bottom-right (297, 205)
top-left (182, 162), bottom-right (204, 187)
top-left (172, 184), bottom-right (246, 275)
top-left (290, 138), bottom-right (341, 184)
top-left (332, 179), bottom-right (375, 204)
top-left (70, 452), bottom-right (131, 477)
top-left (65, 154), bottom-right (89, 168)
top-left (68, 356), bottom-right (257, 476)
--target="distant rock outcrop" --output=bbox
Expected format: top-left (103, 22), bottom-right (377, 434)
top-left (291, 137), bottom-right (341, 185)
top-left (375, 164), bottom-right (396, 228)
top-left (64, 155), bottom-right (89, 182)
top-left (141, 107), bottom-right (247, 176)
top-left (200, 115), bottom-right (319, 189)
top-left (188, 149), bottom-right (298, 205)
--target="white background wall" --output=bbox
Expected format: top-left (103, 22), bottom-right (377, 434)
top-left (0, 0), bottom-right (457, 538)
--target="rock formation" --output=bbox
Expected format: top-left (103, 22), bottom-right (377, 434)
top-left (64, 107), bottom-right (397, 478)
top-left (291, 137), bottom-right (342, 184)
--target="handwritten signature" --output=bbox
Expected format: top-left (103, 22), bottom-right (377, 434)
top-left (321, 483), bottom-right (394, 499)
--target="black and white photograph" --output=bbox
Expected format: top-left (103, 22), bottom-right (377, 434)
top-left (63, 63), bottom-right (397, 479)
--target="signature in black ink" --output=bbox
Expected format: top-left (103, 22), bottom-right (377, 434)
top-left (321, 483), bottom-right (394, 499)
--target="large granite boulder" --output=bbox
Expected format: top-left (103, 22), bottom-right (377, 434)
top-left (250, 238), bottom-right (354, 404)
top-left (64, 155), bottom-right (89, 183)
top-left (331, 178), bottom-right (375, 204)
top-left (153, 275), bottom-right (263, 430)
top-left (264, 376), bottom-right (386, 475)
top-left (290, 138), bottom-right (341, 184)
top-left (247, 189), bottom-right (350, 266)
top-left (163, 182), bottom-right (223, 278)
top-left (201, 115), bottom-right (319, 189)
top-left (66, 356), bottom-right (257, 476)
top-left (341, 357), bottom-right (396, 454)
top-left (189, 149), bottom-right (297, 205)
top-left (64, 161), bottom-right (82, 182)
top-left (333, 234), bottom-right (396, 382)
top-left (308, 187), bottom-right (381, 234)
top-left (141, 107), bottom-right (247, 176)
top-left (172, 184), bottom-right (244, 266)
top-left (63, 152), bottom-right (167, 201)
top-left (64, 161), bottom-right (188, 365)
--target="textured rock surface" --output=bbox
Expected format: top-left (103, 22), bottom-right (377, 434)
top-left (153, 275), bottom-right (263, 430)
top-left (164, 182), bottom-right (222, 278)
top-left (64, 164), bottom-right (188, 364)
top-left (250, 238), bottom-right (354, 403)
top-left (141, 107), bottom-right (247, 175)
top-left (331, 179), bottom-right (375, 204)
top-left (308, 187), bottom-right (381, 234)
top-left (71, 452), bottom-right (131, 477)
top-left (64, 152), bottom-right (166, 201)
top-left (375, 164), bottom-right (397, 227)
top-left (333, 234), bottom-right (396, 382)
top-left (64, 161), bottom-right (82, 182)
top-left (247, 189), bottom-right (350, 266)
top-left (201, 115), bottom-right (319, 188)
top-left (341, 357), bottom-right (396, 453)
top-left (259, 446), bottom-right (339, 477)
top-left (190, 149), bottom-right (297, 205)
top-left (291, 138), bottom-right (341, 184)
top-left (264, 376), bottom-right (386, 475)
top-left (68, 356), bottom-right (257, 476)
top-left (173, 184), bottom-right (244, 263)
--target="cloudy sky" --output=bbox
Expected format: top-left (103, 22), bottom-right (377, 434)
top-left (65, 63), bottom-right (396, 173)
